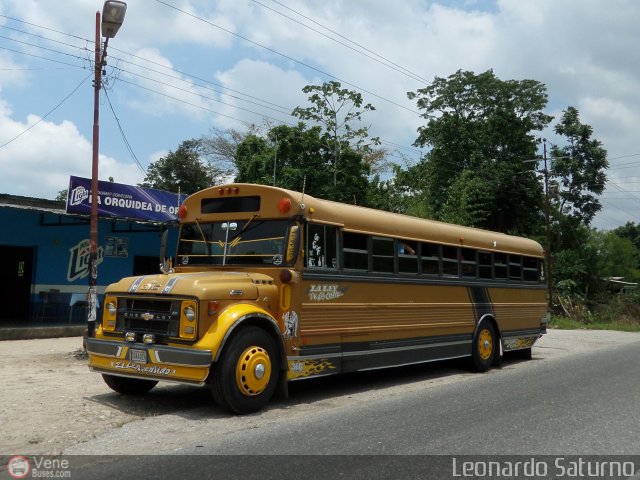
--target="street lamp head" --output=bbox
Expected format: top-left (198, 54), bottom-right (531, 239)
top-left (101, 1), bottom-right (127, 38)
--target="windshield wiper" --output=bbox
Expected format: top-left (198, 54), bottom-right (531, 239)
top-left (194, 218), bottom-right (210, 256)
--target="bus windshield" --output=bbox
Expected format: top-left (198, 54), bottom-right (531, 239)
top-left (176, 218), bottom-right (292, 266)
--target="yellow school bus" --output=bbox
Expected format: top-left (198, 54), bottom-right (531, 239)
top-left (87, 183), bottom-right (548, 413)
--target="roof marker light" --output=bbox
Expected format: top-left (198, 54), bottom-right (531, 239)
top-left (277, 197), bottom-right (292, 214)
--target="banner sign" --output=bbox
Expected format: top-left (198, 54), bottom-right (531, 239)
top-left (66, 176), bottom-right (187, 222)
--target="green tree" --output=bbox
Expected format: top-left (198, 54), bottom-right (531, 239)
top-left (406, 69), bottom-right (552, 235)
top-left (550, 107), bottom-right (608, 225)
top-left (234, 123), bottom-right (372, 204)
top-left (140, 139), bottom-right (226, 195)
top-left (292, 81), bottom-right (381, 185)
top-left (613, 222), bottom-right (640, 252)
top-left (592, 231), bottom-right (640, 283)
top-left (55, 189), bottom-right (67, 202)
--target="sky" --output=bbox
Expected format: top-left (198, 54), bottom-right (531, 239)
top-left (0, 0), bottom-right (638, 231)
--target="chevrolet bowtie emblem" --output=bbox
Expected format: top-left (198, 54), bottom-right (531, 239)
top-left (140, 281), bottom-right (161, 291)
top-left (141, 312), bottom-right (154, 321)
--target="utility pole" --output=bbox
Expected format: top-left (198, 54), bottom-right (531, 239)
top-left (542, 139), bottom-right (553, 309)
top-left (88, 1), bottom-right (127, 338)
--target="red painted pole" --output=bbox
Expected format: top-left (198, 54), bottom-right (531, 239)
top-left (88, 10), bottom-right (101, 337)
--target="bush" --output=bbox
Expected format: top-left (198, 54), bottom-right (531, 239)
top-left (592, 291), bottom-right (640, 326)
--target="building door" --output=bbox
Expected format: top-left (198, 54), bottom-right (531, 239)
top-left (0, 246), bottom-right (34, 323)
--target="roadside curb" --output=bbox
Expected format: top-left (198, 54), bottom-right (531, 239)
top-left (0, 325), bottom-right (86, 341)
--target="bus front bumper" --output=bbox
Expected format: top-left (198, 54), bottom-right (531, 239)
top-left (86, 338), bottom-right (213, 385)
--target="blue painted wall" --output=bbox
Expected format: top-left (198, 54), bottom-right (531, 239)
top-left (0, 205), bottom-right (178, 323)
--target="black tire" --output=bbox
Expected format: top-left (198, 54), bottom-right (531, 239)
top-left (102, 374), bottom-right (158, 395)
top-left (470, 321), bottom-right (496, 373)
top-left (210, 327), bottom-right (279, 414)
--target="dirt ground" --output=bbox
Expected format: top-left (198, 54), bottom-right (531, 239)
top-left (1, 328), bottom-right (640, 456)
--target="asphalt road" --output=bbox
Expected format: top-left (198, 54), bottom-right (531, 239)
top-left (60, 331), bottom-right (640, 479)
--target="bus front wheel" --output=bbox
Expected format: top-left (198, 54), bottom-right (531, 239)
top-left (470, 322), bottom-right (496, 373)
top-left (210, 326), bottom-right (278, 414)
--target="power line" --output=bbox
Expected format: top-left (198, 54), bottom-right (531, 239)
top-left (0, 33), bottom-right (90, 64)
top-left (0, 72), bottom-right (92, 150)
top-left (0, 45), bottom-right (87, 70)
top-left (108, 54), bottom-right (292, 116)
top-left (0, 23), bottom-right (90, 53)
top-left (103, 88), bottom-right (147, 176)
top-left (3, 39), bottom-right (419, 162)
top-left (153, 0), bottom-right (419, 115)
top-left (0, 13), bottom-right (87, 42)
top-left (113, 65), bottom-right (295, 126)
top-left (249, 0), bottom-right (429, 84)
top-left (1, 11), bottom-right (427, 160)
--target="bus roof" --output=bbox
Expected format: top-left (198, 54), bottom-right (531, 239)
top-left (187, 183), bottom-right (544, 258)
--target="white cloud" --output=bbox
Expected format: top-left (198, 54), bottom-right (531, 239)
top-left (120, 47), bottom-right (216, 120)
top-left (0, 106), bottom-right (143, 199)
top-left (212, 59), bottom-right (311, 129)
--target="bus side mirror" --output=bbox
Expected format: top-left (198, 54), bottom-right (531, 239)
top-left (285, 225), bottom-right (300, 263)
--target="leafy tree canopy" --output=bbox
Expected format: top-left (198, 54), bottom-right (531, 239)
top-left (550, 106), bottom-right (608, 225)
top-left (405, 69), bottom-right (552, 235)
top-left (140, 139), bottom-right (229, 195)
top-left (292, 81), bottom-right (381, 185)
top-left (233, 123), bottom-right (372, 205)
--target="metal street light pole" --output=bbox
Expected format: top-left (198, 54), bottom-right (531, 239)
top-left (88, 1), bottom-right (127, 338)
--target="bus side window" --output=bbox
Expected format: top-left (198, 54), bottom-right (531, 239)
top-left (509, 255), bottom-right (522, 280)
top-left (442, 246), bottom-right (459, 276)
top-left (494, 253), bottom-right (508, 280)
top-left (421, 242), bottom-right (441, 275)
top-left (343, 232), bottom-right (368, 271)
top-left (478, 251), bottom-right (492, 279)
top-left (372, 237), bottom-right (394, 273)
top-left (523, 256), bottom-right (539, 282)
top-left (461, 248), bottom-right (477, 278)
top-left (306, 223), bottom-right (338, 269)
top-left (398, 240), bottom-right (418, 274)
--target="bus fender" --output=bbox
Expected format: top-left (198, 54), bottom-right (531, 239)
top-left (473, 313), bottom-right (503, 367)
top-left (202, 304), bottom-right (287, 371)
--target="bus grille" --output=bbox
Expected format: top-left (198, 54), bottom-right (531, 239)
top-left (116, 298), bottom-right (182, 338)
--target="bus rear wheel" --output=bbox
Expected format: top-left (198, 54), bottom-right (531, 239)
top-left (470, 322), bottom-right (496, 373)
top-left (102, 374), bottom-right (158, 394)
top-left (210, 327), bottom-right (278, 414)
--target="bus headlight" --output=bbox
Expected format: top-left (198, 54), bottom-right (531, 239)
top-left (102, 296), bottom-right (118, 332)
top-left (179, 301), bottom-right (198, 340)
top-left (184, 306), bottom-right (196, 322)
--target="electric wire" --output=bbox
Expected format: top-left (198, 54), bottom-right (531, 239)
top-left (248, 0), bottom-right (429, 84)
top-left (269, 0), bottom-right (430, 84)
top-left (103, 88), bottom-right (147, 176)
top-left (152, 0), bottom-right (420, 115)
top-left (2, 12), bottom-right (424, 158)
top-left (0, 72), bottom-right (93, 150)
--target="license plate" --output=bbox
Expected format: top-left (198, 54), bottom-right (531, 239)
top-left (130, 349), bottom-right (147, 364)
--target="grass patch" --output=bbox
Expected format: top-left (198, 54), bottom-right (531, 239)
top-left (548, 315), bottom-right (640, 332)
